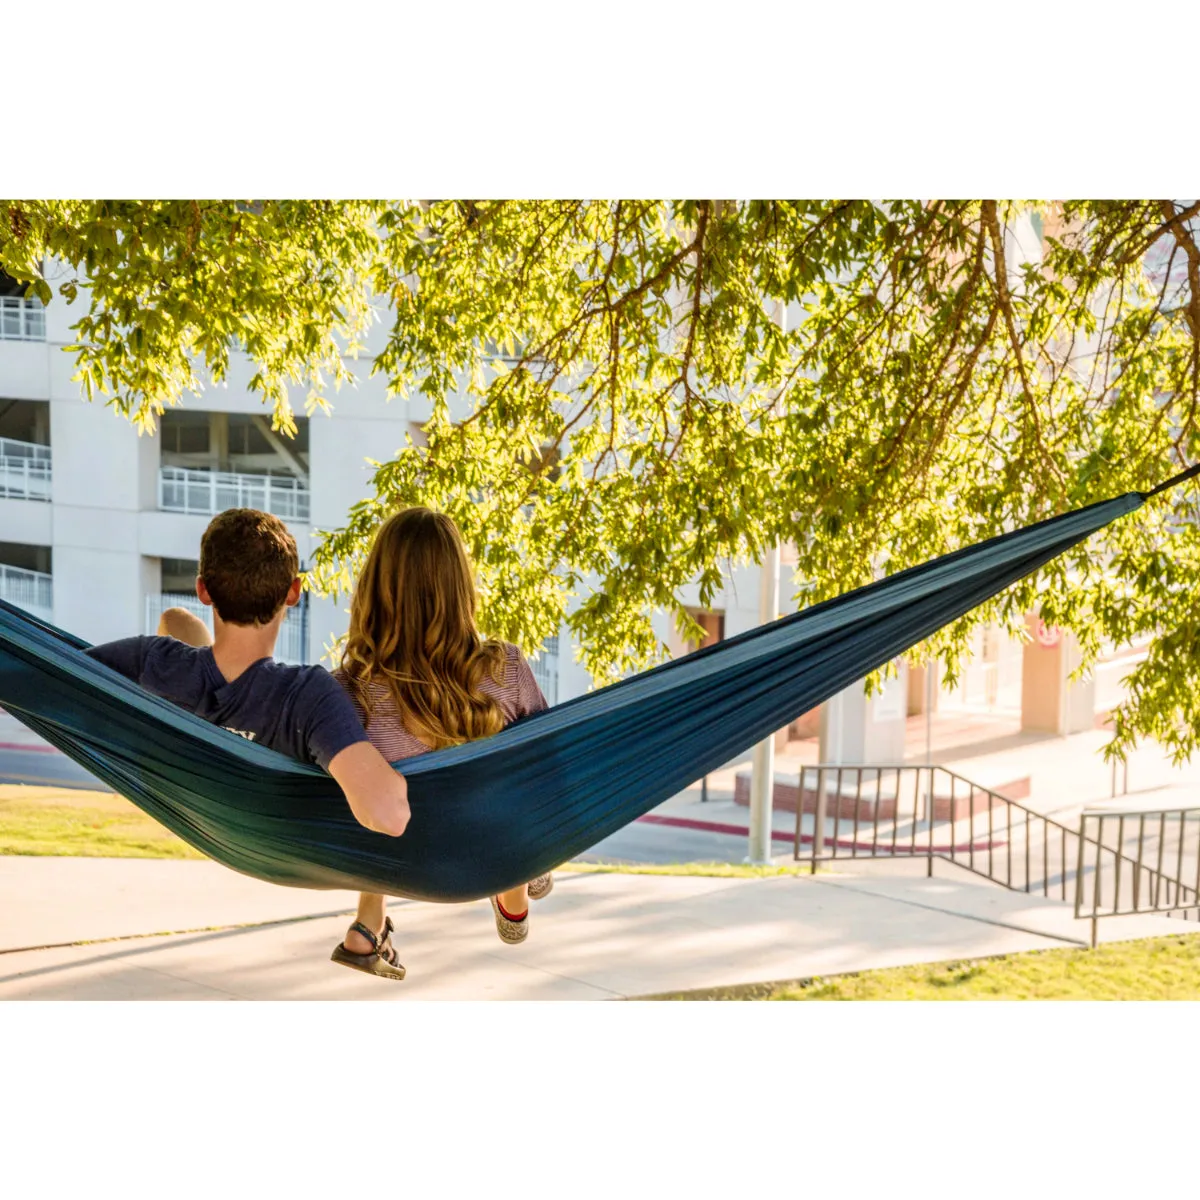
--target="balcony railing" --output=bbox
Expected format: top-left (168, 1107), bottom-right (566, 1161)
top-left (0, 437), bottom-right (52, 502)
top-left (146, 592), bottom-right (309, 665)
top-left (0, 295), bottom-right (46, 341)
top-left (0, 564), bottom-right (52, 622)
top-left (158, 466), bottom-right (310, 522)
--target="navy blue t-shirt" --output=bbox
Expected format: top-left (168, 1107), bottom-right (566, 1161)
top-left (85, 636), bottom-right (369, 769)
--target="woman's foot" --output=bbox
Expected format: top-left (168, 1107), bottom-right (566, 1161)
top-left (490, 895), bottom-right (529, 944)
top-left (331, 916), bottom-right (406, 980)
top-left (527, 873), bottom-right (554, 901)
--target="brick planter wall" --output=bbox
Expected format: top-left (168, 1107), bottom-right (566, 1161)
top-left (733, 771), bottom-right (1031, 822)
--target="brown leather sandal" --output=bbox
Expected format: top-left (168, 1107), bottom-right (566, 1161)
top-left (330, 916), bottom-right (406, 981)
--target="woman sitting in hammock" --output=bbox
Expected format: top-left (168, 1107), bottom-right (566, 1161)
top-left (329, 507), bottom-right (552, 981)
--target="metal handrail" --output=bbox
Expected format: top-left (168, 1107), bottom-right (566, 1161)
top-left (0, 455), bottom-right (52, 502)
top-left (793, 762), bottom-right (1200, 947)
top-left (0, 436), bottom-right (52, 502)
top-left (1076, 806), bottom-right (1200, 947)
top-left (0, 436), bottom-right (51, 461)
top-left (0, 563), bottom-right (53, 619)
top-left (144, 592), bottom-right (309, 665)
top-left (158, 465), bottom-right (310, 522)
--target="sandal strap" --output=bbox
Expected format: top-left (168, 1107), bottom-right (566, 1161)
top-left (347, 921), bottom-right (380, 952)
top-left (376, 917), bottom-right (400, 966)
top-left (344, 916), bottom-right (397, 961)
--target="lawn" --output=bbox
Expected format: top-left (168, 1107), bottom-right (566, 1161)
top-left (653, 935), bottom-right (1200, 1001)
top-left (0, 786), bottom-right (203, 860)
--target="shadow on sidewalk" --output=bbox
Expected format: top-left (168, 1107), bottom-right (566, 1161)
top-left (0, 902), bottom-right (399, 987)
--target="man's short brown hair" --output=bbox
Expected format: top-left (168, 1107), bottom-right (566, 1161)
top-left (199, 509), bottom-right (299, 626)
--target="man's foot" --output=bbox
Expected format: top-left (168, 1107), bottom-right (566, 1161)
top-left (330, 916), bottom-right (406, 980)
top-left (490, 896), bottom-right (529, 944)
top-left (527, 873), bottom-right (554, 901)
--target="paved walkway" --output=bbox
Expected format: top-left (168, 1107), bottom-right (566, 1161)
top-left (0, 855), bottom-right (1182, 1000)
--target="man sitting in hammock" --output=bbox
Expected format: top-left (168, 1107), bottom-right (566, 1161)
top-left (84, 508), bottom-right (412, 979)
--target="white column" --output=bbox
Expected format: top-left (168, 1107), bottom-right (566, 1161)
top-left (818, 667), bottom-right (909, 765)
top-left (747, 543), bottom-right (781, 864)
top-left (49, 396), bottom-right (145, 643)
top-left (748, 295), bottom-right (788, 864)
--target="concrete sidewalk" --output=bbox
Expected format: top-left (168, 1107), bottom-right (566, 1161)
top-left (0, 855), bottom-right (1182, 1000)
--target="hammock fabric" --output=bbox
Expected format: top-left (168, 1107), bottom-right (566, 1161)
top-left (0, 476), bottom-right (1191, 903)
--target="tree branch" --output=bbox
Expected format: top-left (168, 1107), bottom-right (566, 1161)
top-left (982, 200), bottom-right (1064, 489)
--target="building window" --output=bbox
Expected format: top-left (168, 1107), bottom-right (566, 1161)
top-left (161, 558), bottom-right (200, 594)
top-left (160, 410), bottom-right (309, 475)
top-left (0, 296), bottom-right (45, 342)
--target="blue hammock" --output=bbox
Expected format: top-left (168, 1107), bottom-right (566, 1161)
top-left (0, 479), bottom-right (1186, 902)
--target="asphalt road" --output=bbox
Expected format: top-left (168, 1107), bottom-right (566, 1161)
top-left (0, 746), bottom-right (106, 789)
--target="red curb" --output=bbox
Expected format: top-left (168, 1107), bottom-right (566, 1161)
top-left (0, 741), bottom-right (59, 755)
top-left (638, 813), bottom-right (795, 842)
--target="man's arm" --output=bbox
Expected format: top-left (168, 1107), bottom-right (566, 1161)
top-left (84, 636), bottom-right (152, 681)
top-left (326, 742), bottom-right (411, 838)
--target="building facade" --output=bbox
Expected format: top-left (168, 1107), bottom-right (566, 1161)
top-left (0, 227), bottom-right (1101, 754)
top-left (0, 278), bottom-right (578, 698)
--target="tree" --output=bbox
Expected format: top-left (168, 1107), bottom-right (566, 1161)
top-left (3, 199), bottom-right (1200, 758)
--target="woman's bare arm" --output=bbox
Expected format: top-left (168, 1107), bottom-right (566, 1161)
top-left (327, 742), bottom-right (411, 837)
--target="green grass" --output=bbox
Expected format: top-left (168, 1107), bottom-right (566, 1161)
top-left (0, 787), bottom-right (808, 875)
top-left (0, 786), bottom-right (203, 860)
top-left (647, 935), bottom-right (1200, 1001)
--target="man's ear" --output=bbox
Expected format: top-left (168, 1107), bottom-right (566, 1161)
top-left (285, 578), bottom-right (303, 608)
top-left (196, 577), bottom-right (214, 607)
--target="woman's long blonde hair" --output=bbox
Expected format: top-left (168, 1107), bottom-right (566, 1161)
top-left (340, 507), bottom-right (508, 749)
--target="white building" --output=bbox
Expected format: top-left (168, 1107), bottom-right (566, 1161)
top-left (0, 233), bottom-right (1095, 758)
top-left (0, 274), bottom-right (587, 700)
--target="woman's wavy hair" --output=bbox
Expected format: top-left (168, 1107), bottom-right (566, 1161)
top-left (340, 507), bottom-right (507, 749)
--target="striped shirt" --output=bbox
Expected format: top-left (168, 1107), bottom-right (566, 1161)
top-left (333, 642), bottom-right (548, 762)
